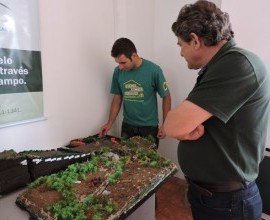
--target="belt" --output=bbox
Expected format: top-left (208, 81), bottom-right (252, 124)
top-left (186, 177), bottom-right (251, 196)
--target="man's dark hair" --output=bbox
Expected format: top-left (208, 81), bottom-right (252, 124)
top-left (111, 38), bottom-right (137, 59)
top-left (172, 0), bottom-right (234, 46)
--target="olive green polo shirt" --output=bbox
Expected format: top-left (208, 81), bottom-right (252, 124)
top-left (179, 39), bottom-right (270, 182)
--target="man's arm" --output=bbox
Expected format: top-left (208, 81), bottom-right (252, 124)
top-left (158, 93), bottom-right (172, 138)
top-left (162, 93), bottom-right (172, 122)
top-left (164, 100), bottom-right (212, 140)
top-left (99, 95), bottom-right (122, 137)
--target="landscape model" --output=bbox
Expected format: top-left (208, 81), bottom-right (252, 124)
top-left (15, 135), bottom-right (177, 220)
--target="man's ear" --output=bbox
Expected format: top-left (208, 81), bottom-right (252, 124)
top-left (190, 33), bottom-right (201, 49)
top-left (131, 52), bottom-right (138, 60)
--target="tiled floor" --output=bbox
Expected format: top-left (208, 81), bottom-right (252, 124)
top-left (156, 176), bottom-right (193, 220)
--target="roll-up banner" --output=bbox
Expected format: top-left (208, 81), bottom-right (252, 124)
top-left (0, 0), bottom-right (44, 128)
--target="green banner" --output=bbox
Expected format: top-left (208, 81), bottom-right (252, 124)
top-left (0, 48), bottom-right (43, 94)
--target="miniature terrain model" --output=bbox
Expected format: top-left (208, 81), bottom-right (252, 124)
top-left (16, 136), bottom-right (177, 220)
top-left (0, 148), bottom-right (91, 196)
top-left (0, 134), bottom-right (117, 195)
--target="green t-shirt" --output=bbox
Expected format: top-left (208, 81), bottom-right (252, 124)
top-left (110, 59), bottom-right (169, 126)
top-left (179, 39), bottom-right (270, 182)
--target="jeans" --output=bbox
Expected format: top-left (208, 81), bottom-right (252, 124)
top-left (121, 122), bottom-right (159, 148)
top-left (187, 181), bottom-right (262, 220)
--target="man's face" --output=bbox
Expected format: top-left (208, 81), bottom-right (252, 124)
top-left (177, 37), bottom-right (201, 70)
top-left (114, 54), bottom-right (136, 71)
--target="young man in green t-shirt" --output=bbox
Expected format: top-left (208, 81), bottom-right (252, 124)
top-left (99, 38), bottom-right (171, 148)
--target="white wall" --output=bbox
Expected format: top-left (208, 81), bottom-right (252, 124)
top-left (0, 0), bottom-right (116, 151)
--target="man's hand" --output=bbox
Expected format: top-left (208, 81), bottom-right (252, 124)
top-left (157, 126), bottom-right (166, 139)
top-left (99, 123), bottom-right (112, 137)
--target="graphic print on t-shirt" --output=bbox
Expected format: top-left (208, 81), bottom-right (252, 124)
top-left (123, 80), bottom-right (144, 102)
top-left (163, 81), bottom-right (168, 91)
